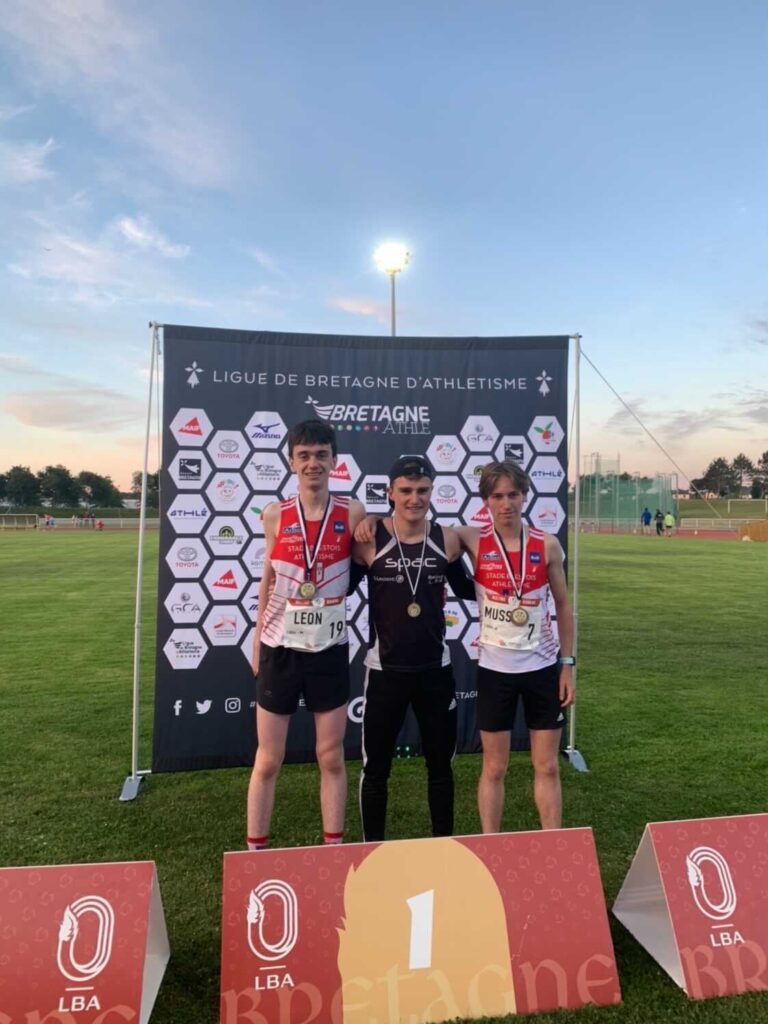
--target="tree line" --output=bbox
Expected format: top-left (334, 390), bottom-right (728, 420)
top-left (690, 452), bottom-right (768, 498)
top-left (0, 465), bottom-right (124, 508)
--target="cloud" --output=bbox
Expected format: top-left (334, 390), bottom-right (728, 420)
top-left (0, 353), bottom-right (77, 387)
top-left (1, 0), bottom-right (234, 187)
top-left (0, 136), bottom-right (57, 183)
top-left (604, 395), bottom-right (748, 441)
top-left (329, 296), bottom-right (388, 325)
top-left (748, 319), bottom-right (768, 347)
top-left (118, 215), bottom-right (189, 258)
top-left (0, 102), bottom-right (35, 121)
top-left (7, 215), bottom-right (208, 308)
top-left (3, 388), bottom-right (144, 432)
top-left (247, 248), bottom-right (282, 276)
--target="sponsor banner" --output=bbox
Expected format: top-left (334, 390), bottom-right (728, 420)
top-left (0, 861), bottom-right (169, 1024)
top-left (613, 814), bottom-right (768, 999)
top-left (154, 327), bottom-right (568, 771)
top-left (220, 829), bottom-right (619, 1022)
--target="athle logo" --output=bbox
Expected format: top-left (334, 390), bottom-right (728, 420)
top-left (246, 880), bottom-right (298, 991)
top-left (57, 895), bottom-right (115, 983)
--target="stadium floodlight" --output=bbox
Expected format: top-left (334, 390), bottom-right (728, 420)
top-left (373, 242), bottom-right (410, 337)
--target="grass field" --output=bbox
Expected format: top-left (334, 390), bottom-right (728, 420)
top-left (1, 531), bottom-right (766, 1023)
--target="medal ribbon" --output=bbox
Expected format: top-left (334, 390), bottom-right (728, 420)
top-left (392, 516), bottom-right (428, 604)
top-left (493, 525), bottom-right (527, 603)
top-left (296, 497), bottom-right (333, 583)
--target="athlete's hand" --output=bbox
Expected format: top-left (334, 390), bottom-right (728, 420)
top-left (559, 665), bottom-right (575, 707)
top-left (354, 514), bottom-right (378, 544)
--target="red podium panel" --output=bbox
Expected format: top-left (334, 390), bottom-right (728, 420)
top-left (0, 861), bottom-right (169, 1023)
top-left (221, 829), bottom-right (620, 1023)
top-left (614, 814), bottom-right (768, 999)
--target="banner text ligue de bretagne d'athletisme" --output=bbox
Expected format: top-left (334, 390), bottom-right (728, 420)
top-left (152, 326), bottom-right (569, 772)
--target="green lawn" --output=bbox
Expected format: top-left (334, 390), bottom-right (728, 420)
top-left (1, 531), bottom-right (766, 1023)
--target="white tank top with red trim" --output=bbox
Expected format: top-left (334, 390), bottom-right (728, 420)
top-left (474, 524), bottom-right (560, 673)
top-left (261, 495), bottom-right (352, 649)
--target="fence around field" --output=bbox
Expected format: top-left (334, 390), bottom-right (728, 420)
top-left (739, 520), bottom-right (768, 542)
top-left (577, 517), bottom-right (753, 535)
top-left (26, 518), bottom-right (161, 530)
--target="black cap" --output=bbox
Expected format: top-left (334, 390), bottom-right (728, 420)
top-left (389, 454), bottom-right (435, 482)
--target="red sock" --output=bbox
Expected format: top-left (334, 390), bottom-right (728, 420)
top-left (247, 835), bottom-right (269, 851)
top-left (324, 831), bottom-right (344, 845)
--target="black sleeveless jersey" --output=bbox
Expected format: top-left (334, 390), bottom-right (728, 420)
top-left (364, 519), bottom-right (450, 672)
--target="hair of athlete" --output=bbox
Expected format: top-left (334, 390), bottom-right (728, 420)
top-left (478, 459), bottom-right (530, 499)
top-left (287, 418), bottom-right (337, 457)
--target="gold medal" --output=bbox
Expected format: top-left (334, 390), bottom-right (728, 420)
top-left (299, 580), bottom-right (317, 600)
top-left (407, 602), bottom-right (422, 618)
top-left (511, 606), bottom-right (529, 626)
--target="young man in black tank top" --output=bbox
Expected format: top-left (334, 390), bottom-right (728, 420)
top-left (353, 455), bottom-right (464, 841)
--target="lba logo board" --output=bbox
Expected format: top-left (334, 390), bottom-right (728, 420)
top-left (220, 829), bottom-right (620, 1022)
top-left (613, 814), bottom-right (768, 999)
top-left (0, 861), bottom-right (169, 1022)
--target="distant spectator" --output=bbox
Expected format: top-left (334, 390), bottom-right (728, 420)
top-left (654, 509), bottom-right (664, 536)
top-left (640, 507), bottom-right (652, 535)
top-left (664, 511), bottom-right (675, 536)
top-left (96, 519), bottom-right (104, 531)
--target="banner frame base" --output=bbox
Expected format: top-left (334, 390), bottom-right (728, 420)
top-left (564, 746), bottom-right (589, 772)
top-left (120, 771), bottom-right (150, 801)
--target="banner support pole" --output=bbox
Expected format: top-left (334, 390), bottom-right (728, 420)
top-left (120, 321), bottom-right (161, 801)
top-left (565, 333), bottom-right (588, 772)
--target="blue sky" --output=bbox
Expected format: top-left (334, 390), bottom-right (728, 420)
top-left (1, 0), bottom-right (765, 489)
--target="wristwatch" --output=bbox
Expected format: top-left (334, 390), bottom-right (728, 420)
top-left (558, 656), bottom-right (576, 666)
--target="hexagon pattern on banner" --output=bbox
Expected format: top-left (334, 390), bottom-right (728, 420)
top-left (165, 538), bottom-right (210, 579)
top-left (529, 456), bottom-right (566, 494)
top-left (462, 621), bottom-right (480, 660)
top-left (528, 497), bottom-right (566, 534)
top-left (427, 434), bottom-right (465, 472)
top-left (168, 450), bottom-right (212, 490)
top-left (431, 475), bottom-right (467, 516)
top-left (461, 454), bottom-right (494, 494)
top-left (240, 582), bottom-right (260, 620)
top-left (163, 628), bottom-right (207, 669)
top-left (204, 516), bottom-right (248, 557)
top-left (164, 582), bottom-right (209, 624)
top-left (203, 559), bottom-right (248, 600)
top-left (460, 415), bottom-right (499, 453)
top-left (242, 496), bottom-right (275, 535)
top-left (444, 599), bottom-right (468, 641)
top-left (329, 454), bottom-right (362, 492)
top-left (528, 415), bottom-right (564, 453)
top-left (280, 474), bottom-right (299, 499)
top-left (494, 434), bottom-right (533, 469)
top-left (203, 604), bottom-right (248, 646)
top-left (243, 451), bottom-right (287, 491)
top-left (239, 627), bottom-right (255, 667)
top-left (245, 410), bottom-right (287, 449)
top-left (208, 429), bottom-right (250, 469)
top-left (166, 494), bottom-right (210, 534)
top-left (169, 407), bottom-right (213, 447)
top-left (242, 538), bottom-right (267, 579)
top-left (205, 472), bottom-right (249, 513)
top-left (356, 474), bottom-right (390, 512)
top-left (347, 630), bottom-right (361, 663)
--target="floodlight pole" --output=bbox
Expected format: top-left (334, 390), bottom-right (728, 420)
top-left (390, 272), bottom-right (397, 337)
top-left (564, 334), bottom-right (588, 772)
top-left (120, 321), bottom-right (160, 801)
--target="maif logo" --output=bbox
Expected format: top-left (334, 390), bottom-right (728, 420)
top-left (686, 846), bottom-right (737, 921)
top-left (179, 416), bottom-right (203, 437)
top-left (247, 880), bottom-right (299, 961)
top-left (57, 895), bottom-right (115, 982)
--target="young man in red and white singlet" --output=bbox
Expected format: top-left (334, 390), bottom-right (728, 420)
top-left (247, 419), bottom-right (365, 849)
top-left (455, 460), bottom-right (575, 831)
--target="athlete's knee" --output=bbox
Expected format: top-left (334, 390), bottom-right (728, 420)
top-left (253, 748), bottom-right (284, 781)
top-left (531, 752), bottom-right (560, 780)
top-left (316, 741), bottom-right (345, 775)
top-left (481, 756), bottom-right (508, 784)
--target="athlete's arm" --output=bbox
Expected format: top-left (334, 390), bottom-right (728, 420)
top-left (545, 533), bottom-right (575, 708)
top-left (348, 499), bottom-right (367, 533)
top-left (353, 513), bottom-right (380, 544)
top-left (453, 524), bottom-right (480, 568)
top-left (252, 502), bottom-right (279, 676)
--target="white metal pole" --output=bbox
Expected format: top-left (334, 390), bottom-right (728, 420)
top-left (120, 321), bottom-right (159, 800)
top-left (567, 334), bottom-right (586, 769)
top-left (390, 272), bottom-right (396, 337)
